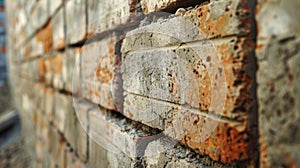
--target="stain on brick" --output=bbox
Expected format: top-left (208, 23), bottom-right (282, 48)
top-left (36, 22), bottom-right (53, 54)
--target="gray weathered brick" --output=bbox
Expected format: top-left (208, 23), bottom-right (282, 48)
top-left (32, 0), bottom-right (49, 31)
top-left (66, 150), bottom-right (86, 168)
top-left (54, 92), bottom-right (71, 133)
top-left (89, 104), bottom-right (158, 160)
top-left (47, 126), bottom-right (66, 168)
top-left (87, 0), bottom-right (132, 34)
top-left (64, 48), bottom-right (81, 93)
top-left (64, 98), bottom-right (89, 162)
top-left (49, 0), bottom-right (63, 17)
top-left (52, 7), bottom-right (65, 49)
top-left (45, 87), bottom-right (55, 122)
top-left (143, 137), bottom-right (229, 168)
top-left (66, 0), bottom-right (86, 44)
top-left (256, 0), bottom-right (300, 167)
top-left (121, 3), bottom-right (256, 163)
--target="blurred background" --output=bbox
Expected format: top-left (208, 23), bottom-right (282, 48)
top-left (0, 1), bottom-right (31, 167)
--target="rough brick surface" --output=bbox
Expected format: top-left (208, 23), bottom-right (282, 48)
top-left (89, 139), bottom-right (139, 168)
top-left (89, 105), bottom-right (158, 159)
top-left (66, 0), bottom-right (86, 44)
top-left (121, 5), bottom-right (256, 163)
top-left (52, 7), bottom-right (65, 49)
top-left (143, 137), bottom-right (232, 168)
top-left (64, 48), bottom-right (81, 93)
top-left (124, 0), bottom-right (251, 53)
top-left (52, 53), bottom-right (64, 90)
top-left (65, 98), bottom-right (89, 162)
top-left (32, 0), bottom-right (48, 31)
top-left (66, 150), bottom-right (86, 168)
top-left (81, 35), bottom-right (123, 111)
top-left (54, 92), bottom-right (69, 133)
top-left (87, 0), bottom-right (132, 34)
top-left (256, 0), bottom-right (300, 167)
top-left (44, 87), bottom-right (55, 121)
top-left (47, 125), bottom-right (66, 168)
top-left (49, 0), bottom-right (63, 16)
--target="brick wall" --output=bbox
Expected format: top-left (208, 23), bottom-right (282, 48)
top-left (4, 0), bottom-right (300, 167)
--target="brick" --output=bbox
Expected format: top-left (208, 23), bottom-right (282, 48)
top-left (36, 140), bottom-right (44, 162)
top-left (24, 0), bottom-right (36, 16)
top-left (45, 87), bottom-right (55, 121)
top-left (143, 137), bottom-right (229, 168)
top-left (89, 139), bottom-right (137, 168)
top-left (39, 51), bottom-right (78, 91)
top-left (64, 98), bottom-right (89, 162)
top-left (43, 55), bottom-right (55, 86)
top-left (64, 48), bottom-right (81, 93)
top-left (121, 13), bottom-right (256, 165)
top-left (13, 4), bottom-right (35, 46)
top-left (123, 37), bottom-right (254, 121)
top-left (32, 83), bottom-right (47, 136)
top-left (51, 7), bottom-right (65, 49)
top-left (54, 92), bottom-right (72, 133)
top-left (37, 142), bottom-right (57, 168)
top-left (76, 99), bottom-right (147, 167)
top-left (88, 105), bottom-right (158, 160)
top-left (25, 59), bottom-right (39, 81)
top-left (66, 0), bottom-right (86, 44)
top-left (39, 53), bottom-right (64, 87)
top-left (66, 150), bottom-right (86, 168)
top-left (256, 0), bottom-right (300, 42)
top-left (256, 0), bottom-right (300, 167)
top-left (32, 0), bottom-right (49, 31)
top-left (52, 53), bottom-right (64, 90)
top-left (87, 0), bottom-right (132, 34)
top-left (20, 61), bottom-right (29, 78)
top-left (124, 0), bottom-right (251, 53)
top-left (41, 149), bottom-right (56, 168)
top-left (35, 109), bottom-right (49, 146)
top-left (13, 7), bottom-right (27, 47)
top-left (47, 126), bottom-right (66, 168)
top-left (124, 93), bottom-right (256, 163)
top-left (20, 80), bottom-right (44, 127)
top-left (81, 35), bottom-right (122, 111)
top-left (49, 0), bottom-right (63, 17)
top-left (88, 139), bottom-right (109, 168)
top-left (38, 58), bottom-right (46, 83)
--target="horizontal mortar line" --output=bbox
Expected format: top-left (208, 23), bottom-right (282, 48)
top-left (67, 21), bottom-right (142, 48)
top-left (14, 74), bottom-right (74, 97)
top-left (124, 34), bottom-right (240, 55)
top-left (13, 50), bottom-right (60, 64)
top-left (125, 91), bottom-right (243, 124)
top-left (71, 93), bottom-right (163, 134)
